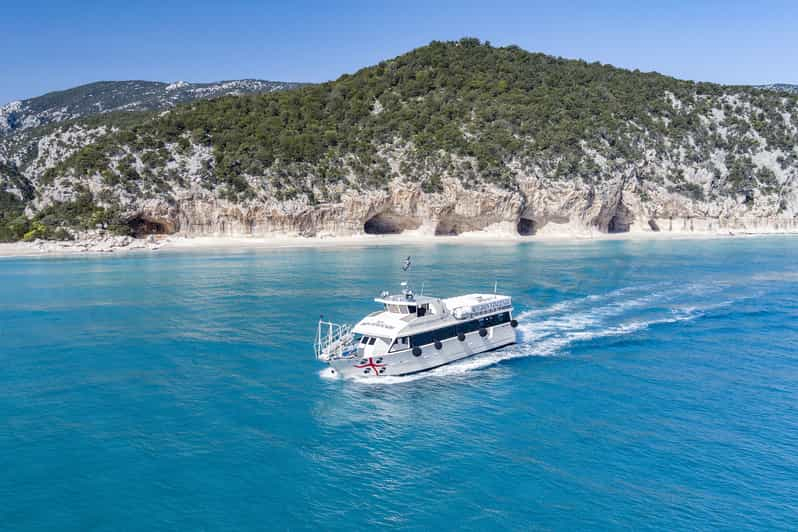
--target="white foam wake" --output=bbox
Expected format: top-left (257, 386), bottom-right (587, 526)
top-left (341, 282), bottom-right (735, 385)
top-left (319, 367), bottom-right (340, 380)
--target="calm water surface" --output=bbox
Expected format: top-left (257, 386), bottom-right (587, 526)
top-left (2, 237), bottom-right (798, 530)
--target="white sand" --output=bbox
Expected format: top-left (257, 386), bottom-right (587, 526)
top-left (1, 228), bottom-right (796, 259)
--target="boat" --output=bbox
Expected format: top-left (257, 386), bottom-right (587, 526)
top-left (315, 281), bottom-right (518, 378)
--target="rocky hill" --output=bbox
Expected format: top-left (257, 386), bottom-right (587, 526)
top-left (758, 84), bottom-right (798, 95)
top-left (2, 38), bottom-right (798, 242)
top-left (0, 79), bottom-right (303, 137)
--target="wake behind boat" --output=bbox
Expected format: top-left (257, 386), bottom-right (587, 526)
top-left (315, 281), bottom-right (518, 379)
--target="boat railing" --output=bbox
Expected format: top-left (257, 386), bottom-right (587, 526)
top-left (315, 320), bottom-right (356, 361)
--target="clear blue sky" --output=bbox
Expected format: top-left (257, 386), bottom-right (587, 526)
top-left (2, 0), bottom-right (797, 103)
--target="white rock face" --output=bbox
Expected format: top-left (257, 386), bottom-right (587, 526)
top-left (165, 81), bottom-right (190, 91)
top-left (98, 172), bottom-right (796, 239)
top-left (154, 180), bottom-right (523, 237)
top-left (25, 125), bottom-right (110, 179)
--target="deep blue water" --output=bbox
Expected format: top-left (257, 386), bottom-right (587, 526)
top-left (2, 237), bottom-right (798, 530)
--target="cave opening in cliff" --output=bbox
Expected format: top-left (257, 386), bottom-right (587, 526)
top-left (606, 203), bottom-right (634, 233)
top-left (363, 212), bottom-right (421, 235)
top-left (607, 214), bottom-right (632, 233)
top-left (517, 218), bottom-right (537, 236)
top-left (127, 216), bottom-right (173, 237)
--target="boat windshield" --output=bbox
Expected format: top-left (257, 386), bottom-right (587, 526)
top-left (383, 303), bottom-right (417, 314)
top-left (355, 334), bottom-right (390, 347)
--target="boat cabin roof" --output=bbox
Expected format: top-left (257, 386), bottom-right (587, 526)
top-left (353, 292), bottom-right (513, 339)
top-left (373, 293), bottom-right (437, 306)
top-left (442, 293), bottom-right (510, 309)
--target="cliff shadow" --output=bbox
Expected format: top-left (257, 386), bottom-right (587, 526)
top-left (363, 211), bottom-right (422, 235)
top-left (517, 217), bottom-right (537, 236)
top-left (127, 216), bottom-right (174, 237)
top-left (595, 200), bottom-right (634, 234)
top-left (433, 214), bottom-right (485, 236)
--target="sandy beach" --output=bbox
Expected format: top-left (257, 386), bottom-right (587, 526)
top-left (1, 227), bottom-right (797, 259)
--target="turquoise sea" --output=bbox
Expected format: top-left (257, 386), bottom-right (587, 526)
top-left (2, 237), bottom-right (798, 530)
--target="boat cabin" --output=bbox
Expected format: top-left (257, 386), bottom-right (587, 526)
top-left (346, 290), bottom-right (513, 358)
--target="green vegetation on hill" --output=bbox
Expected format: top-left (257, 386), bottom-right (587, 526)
top-left (50, 38), bottom-right (798, 202)
top-left (0, 190), bottom-right (28, 242)
top-left (0, 162), bottom-right (32, 241)
top-left (0, 182), bottom-right (130, 242)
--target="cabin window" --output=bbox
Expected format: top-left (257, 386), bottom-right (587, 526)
top-left (389, 336), bottom-right (408, 352)
top-left (408, 305), bottom-right (417, 314)
top-left (408, 313), bottom-right (511, 347)
top-left (417, 304), bottom-right (427, 317)
top-left (368, 337), bottom-right (377, 345)
top-left (478, 312), bottom-right (510, 328)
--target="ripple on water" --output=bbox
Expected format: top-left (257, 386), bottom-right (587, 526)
top-left (2, 239), bottom-right (798, 529)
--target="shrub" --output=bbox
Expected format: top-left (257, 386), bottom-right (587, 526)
top-left (23, 221), bottom-right (51, 241)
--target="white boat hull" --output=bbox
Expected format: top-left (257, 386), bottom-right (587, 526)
top-left (329, 322), bottom-right (517, 379)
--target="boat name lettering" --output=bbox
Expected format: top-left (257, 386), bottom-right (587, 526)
top-left (360, 320), bottom-right (396, 330)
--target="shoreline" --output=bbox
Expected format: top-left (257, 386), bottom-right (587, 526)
top-left (1, 229), bottom-right (797, 259)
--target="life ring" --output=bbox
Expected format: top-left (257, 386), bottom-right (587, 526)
top-left (479, 328), bottom-right (488, 337)
top-left (510, 319), bottom-right (518, 328)
top-left (457, 333), bottom-right (466, 341)
top-left (412, 346), bottom-right (422, 357)
top-left (434, 340), bottom-right (442, 350)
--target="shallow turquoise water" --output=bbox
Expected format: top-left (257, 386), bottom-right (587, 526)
top-left (2, 237), bottom-right (798, 530)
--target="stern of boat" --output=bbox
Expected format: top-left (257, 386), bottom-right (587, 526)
top-left (315, 320), bottom-right (357, 362)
